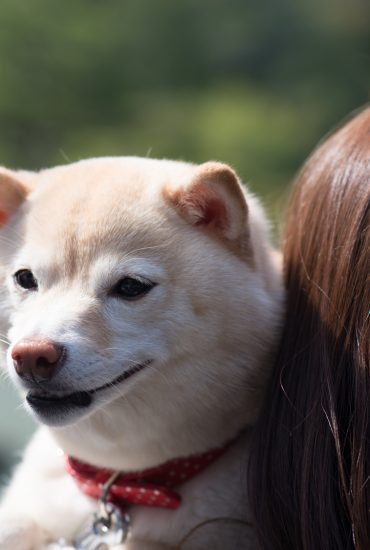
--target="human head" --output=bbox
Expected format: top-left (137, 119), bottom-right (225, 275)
top-left (250, 106), bottom-right (370, 549)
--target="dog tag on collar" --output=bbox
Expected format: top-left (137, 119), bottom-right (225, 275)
top-left (47, 541), bottom-right (77, 550)
top-left (74, 503), bottom-right (130, 550)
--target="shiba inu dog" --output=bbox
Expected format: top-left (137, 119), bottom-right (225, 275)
top-left (0, 158), bottom-right (283, 549)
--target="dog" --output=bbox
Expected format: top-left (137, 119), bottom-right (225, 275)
top-left (0, 158), bottom-right (283, 549)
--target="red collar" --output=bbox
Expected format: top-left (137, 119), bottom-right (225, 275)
top-left (66, 442), bottom-right (231, 511)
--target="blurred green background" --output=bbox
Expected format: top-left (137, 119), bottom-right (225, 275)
top-left (0, 0), bottom-right (369, 479)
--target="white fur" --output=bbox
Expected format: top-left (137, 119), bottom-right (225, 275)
top-left (0, 158), bottom-right (283, 549)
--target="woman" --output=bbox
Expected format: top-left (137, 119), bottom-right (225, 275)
top-left (250, 107), bottom-right (370, 549)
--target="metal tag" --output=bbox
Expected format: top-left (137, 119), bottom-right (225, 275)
top-left (46, 540), bottom-right (77, 550)
top-left (74, 503), bottom-right (130, 550)
top-left (47, 470), bottom-right (129, 550)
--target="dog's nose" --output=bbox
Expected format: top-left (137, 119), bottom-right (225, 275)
top-left (11, 339), bottom-right (65, 381)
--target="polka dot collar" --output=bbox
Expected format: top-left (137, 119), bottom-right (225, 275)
top-left (66, 442), bottom-right (232, 511)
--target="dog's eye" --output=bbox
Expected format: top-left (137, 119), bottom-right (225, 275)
top-left (14, 269), bottom-right (38, 291)
top-left (112, 277), bottom-right (155, 300)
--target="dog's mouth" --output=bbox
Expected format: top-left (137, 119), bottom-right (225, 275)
top-left (26, 360), bottom-right (151, 422)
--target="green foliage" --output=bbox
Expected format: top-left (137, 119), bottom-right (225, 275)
top-left (0, 0), bottom-right (368, 223)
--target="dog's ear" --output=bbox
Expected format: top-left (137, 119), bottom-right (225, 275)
top-left (0, 168), bottom-right (34, 228)
top-left (164, 162), bottom-right (248, 243)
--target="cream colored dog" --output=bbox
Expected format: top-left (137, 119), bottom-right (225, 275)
top-left (0, 158), bottom-right (283, 549)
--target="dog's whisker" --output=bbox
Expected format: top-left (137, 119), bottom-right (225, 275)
top-left (0, 369), bottom-right (10, 383)
top-left (0, 225), bottom-right (25, 243)
top-left (15, 401), bottom-right (28, 414)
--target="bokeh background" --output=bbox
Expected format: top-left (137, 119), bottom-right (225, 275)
top-left (0, 0), bottom-right (369, 480)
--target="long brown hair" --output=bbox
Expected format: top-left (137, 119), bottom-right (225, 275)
top-left (250, 107), bottom-right (370, 549)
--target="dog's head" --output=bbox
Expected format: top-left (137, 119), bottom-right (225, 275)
top-left (0, 158), bottom-right (282, 460)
